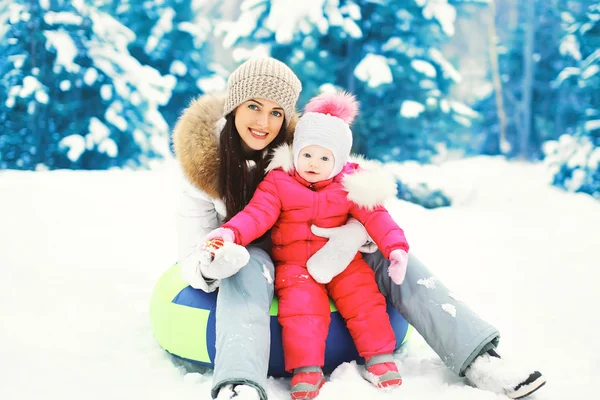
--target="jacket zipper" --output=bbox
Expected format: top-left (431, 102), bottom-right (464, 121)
top-left (308, 185), bottom-right (318, 258)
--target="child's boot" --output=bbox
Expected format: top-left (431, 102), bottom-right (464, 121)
top-left (364, 354), bottom-right (403, 389)
top-left (290, 366), bottom-right (326, 399)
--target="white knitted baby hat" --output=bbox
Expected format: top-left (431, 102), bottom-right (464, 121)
top-left (293, 92), bottom-right (359, 178)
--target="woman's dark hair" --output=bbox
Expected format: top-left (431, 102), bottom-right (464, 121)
top-left (218, 113), bottom-right (288, 221)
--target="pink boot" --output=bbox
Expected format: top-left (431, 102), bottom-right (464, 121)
top-left (290, 366), bottom-right (326, 399)
top-left (365, 354), bottom-right (403, 389)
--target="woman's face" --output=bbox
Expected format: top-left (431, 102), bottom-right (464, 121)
top-left (234, 98), bottom-right (285, 152)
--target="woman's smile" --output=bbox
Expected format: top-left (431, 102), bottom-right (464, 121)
top-left (249, 128), bottom-right (269, 139)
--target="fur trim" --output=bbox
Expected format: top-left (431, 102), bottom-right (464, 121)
top-left (342, 165), bottom-right (398, 210)
top-left (172, 92), bottom-right (299, 198)
top-left (172, 93), bottom-right (226, 199)
top-left (266, 143), bottom-right (295, 173)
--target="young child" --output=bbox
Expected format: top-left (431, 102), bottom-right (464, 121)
top-left (203, 92), bottom-right (410, 399)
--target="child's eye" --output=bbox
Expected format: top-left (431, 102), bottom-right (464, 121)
top-left (271, 110), bottom-right (282, 117)
top-left (303, 153), bottom-right (311, 158)
top-left (321, 156), bottom-right (329, 162)
top-left (248, 104), bottom-right (259, 110)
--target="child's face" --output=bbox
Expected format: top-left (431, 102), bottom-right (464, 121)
top-left (297, 145), bottom-right (335, 183)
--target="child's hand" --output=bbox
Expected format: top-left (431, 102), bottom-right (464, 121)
top-left (204, 227), bottom-right (235, 243)
top-left (388, 249), bottom-right (409, 285)
top-left (201, 228), bottom-right (235, 264)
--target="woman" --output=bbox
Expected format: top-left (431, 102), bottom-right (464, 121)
top-left (172, 57), bottom-right (545, 400)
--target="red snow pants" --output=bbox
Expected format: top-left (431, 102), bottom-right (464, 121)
top-left (274, 258), bottom-right (396, 372)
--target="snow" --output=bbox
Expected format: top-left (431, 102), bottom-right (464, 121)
top-left (170, 60), bottom-right (188, 77)
top-left (59, 80), bottom-right (71, 91)
top-left (84, 67), bottom-right (98, 86)
top-left (89, 117), bottom-right (110, 143)
top-left (34, 88), bottom-right (49, 104)
top-left (265, 0), bottom-right (328, 44)
top-left (553, 67), bottom-right (580, 87)
top-left (17, 76), bottom-right (44, 100)
top-left (581, 64), bottom-right (599, 80)
top-left (559, 34), bottom-right (582, 61)
top-left (44, 11), bottom-right (83, 26)
top-left (89, 47), bottom-right (175, 107)
top-left (441, 304), bottom-right (456, 318)
top-left (429, 48), bottom-right (462, 83)
top-left (196, 75), bottom-right (227, 93)
top-left (585, 119), bottom-right (600, 133)
top-left (100, 84), bottom-right (113, 101)
top-left (58, 134), bottom-right (86, 162)
top-left (417, 277), bottom-right (437, 289)
top-left (342, 18), bottom-right (362, 39)
top-left (88, 7), bottom-right (135, 53)
top-left (354, 54), bottom-right (393, 88)
top-left (412, 59), bottom-right (437, 78)
top-left (400, 100), bottom-right (425, 118)
top-left (145, 8), bottom-right (175, 55)
top-left (342, 3), bottom-right (361, 20)
top-left (1, 157), bottom-right (598, 399)
top-left (44, 30), bottom-right (79, 73)
top-left (98, 138), bottom-right (119, 158)
top-left (422, 0), bottom-right (456, 37)
top-left (450, 100), bottom-right (479, 118)
top-left (219, 0), bottom-right (365, 47)
top-left (232, 45), bottom-right (271, 62)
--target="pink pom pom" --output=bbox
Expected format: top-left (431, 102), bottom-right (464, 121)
top-left (304, 92), bottom-right (359, 125)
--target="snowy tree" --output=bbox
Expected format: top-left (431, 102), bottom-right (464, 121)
top-left (474, 0), bottom-right (596, 159)
top-left (0, 0), bottom-right (175, 170)
top-left (544, 2), bottom-right (600, 198)
top-left (216, 0), bottom-right (476, 163)
top-left (99, 0), bottom-right (227, 130)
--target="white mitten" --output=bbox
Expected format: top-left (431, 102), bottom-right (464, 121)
top-left (180, 250), bottom-right (215, 290)
top-left (199, 241), bottom-right (251, 280)
top-left (307, 219), bottom-right (370, 284)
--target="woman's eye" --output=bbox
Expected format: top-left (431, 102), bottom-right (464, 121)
top-left (271, 110), bottom-right (282, 117)
top-left (248, 104), bottom-right (259, 110)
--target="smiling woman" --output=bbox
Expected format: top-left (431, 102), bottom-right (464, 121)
top-left (171, 57), bottom-right (303, 400)
top-left (234, 98), bottom-right (285, 152)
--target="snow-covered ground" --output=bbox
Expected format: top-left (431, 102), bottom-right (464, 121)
top-left (1, 157), bottom-right (597, 400)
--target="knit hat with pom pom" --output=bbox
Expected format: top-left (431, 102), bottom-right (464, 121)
top-left (293, 91), bottom-right (359, 179)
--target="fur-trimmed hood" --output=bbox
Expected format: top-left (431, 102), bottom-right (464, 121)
top-left (172, 92), bottom-right (299, 199)
top-left (265, 143), bottom-right (398, 210)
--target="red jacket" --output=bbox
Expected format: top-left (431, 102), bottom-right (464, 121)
top-left (223, 144), bottom-right (409, 264)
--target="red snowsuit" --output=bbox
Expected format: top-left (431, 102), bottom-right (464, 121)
top-left (223, 161), bottom-right (409, 372)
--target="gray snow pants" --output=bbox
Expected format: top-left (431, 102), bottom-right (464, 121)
top-left (211, 249), bottom-right (500, 400)
top-left (211, 246), bottom-right (274, 400)
top-left (362, 251), bottom-right (500, 376)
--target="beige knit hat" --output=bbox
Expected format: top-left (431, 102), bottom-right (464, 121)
top-left (223, 57), bottom-right (302, 126)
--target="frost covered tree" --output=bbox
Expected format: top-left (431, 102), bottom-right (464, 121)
top-left (99, 0), bottom-right (227, 129)
top-left (544, 2), bottom-right (600, 198)
top-left (0, 0), bottom-right (175, 170)
top-left (217, 0), bottom-right (476, 163)
top-left (474, 0), bottom-right (596, 159)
